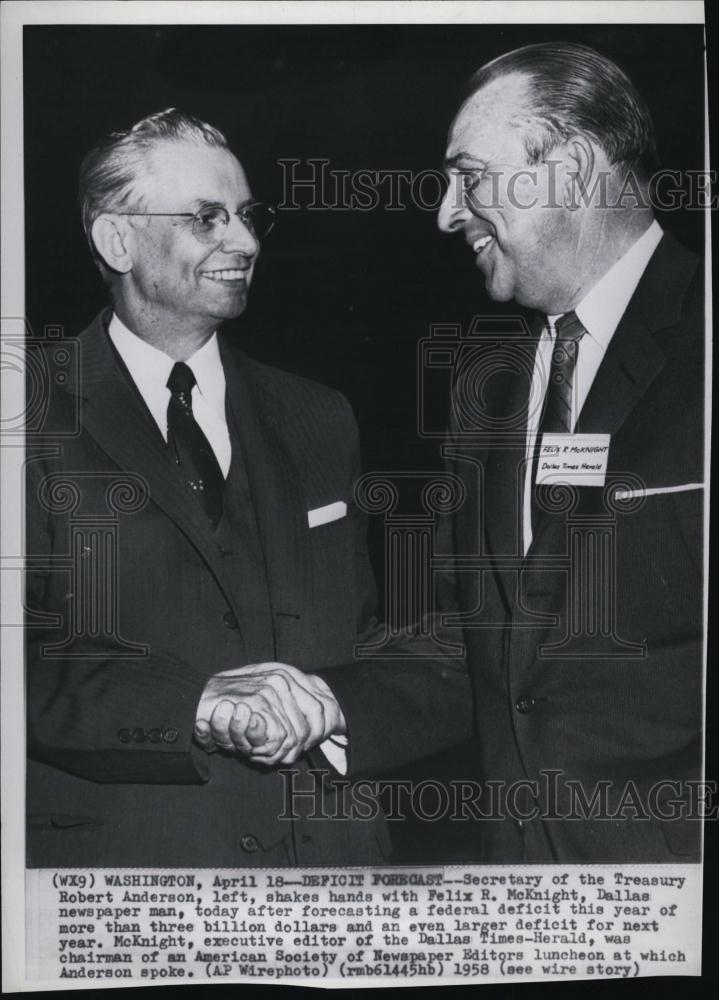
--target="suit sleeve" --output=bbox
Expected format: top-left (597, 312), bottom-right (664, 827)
top-left (25, 453), bottom-right (210, 785)
top-left (317, 401), bottom-right (475, 778)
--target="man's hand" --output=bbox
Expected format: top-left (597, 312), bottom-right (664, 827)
top-left (194, 663), bottom-right (346, 766)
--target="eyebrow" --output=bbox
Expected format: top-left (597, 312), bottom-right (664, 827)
top-left (190, 197), bottom-right (256, 211)
top-left (186, 198), bottom-right (220, 212)
top-left (443, 153), bottom-right (487, 170)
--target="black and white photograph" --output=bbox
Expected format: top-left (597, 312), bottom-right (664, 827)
top-left (1, 0), bottom-right (713, 990)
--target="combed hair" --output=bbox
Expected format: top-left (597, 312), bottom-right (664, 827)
top-left (463, 42), bottom-right (659, 181)
top-left (79, 108), bottom-right (228, 254)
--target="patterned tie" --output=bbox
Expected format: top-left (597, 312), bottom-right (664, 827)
top-left (530, 311), bottom-right (587, 539)
top-left (540, 311), bottom-right (587, 434)
top-left (166, 362), bottom-right (224, 528)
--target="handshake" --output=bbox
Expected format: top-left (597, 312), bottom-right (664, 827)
top-left (194, 663), bottom-right (346, 766)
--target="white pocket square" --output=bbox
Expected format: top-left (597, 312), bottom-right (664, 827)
top-left (614, 483), bottom-right (704, 500)
top-left (307, 501), bottom-right (347, 528)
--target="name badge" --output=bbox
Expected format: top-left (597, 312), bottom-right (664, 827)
top-left (535, 433), bottom-right (610, 487)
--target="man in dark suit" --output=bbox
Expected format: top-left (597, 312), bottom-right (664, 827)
top-left (423, 41), bottom-right (705, 861)
top-left (212, 43), bottom-right (705, 863)
top-left (25, 109), bottom-right (469, 866)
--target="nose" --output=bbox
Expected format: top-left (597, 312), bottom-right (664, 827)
top-left (221, 212), bottom-right (260, 255)
top-left (437, 178), bottom-right (471, 234)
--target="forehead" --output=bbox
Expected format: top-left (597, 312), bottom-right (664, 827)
top-left (138, 140), bottom-right (251, 206)
top-left (446, 73), bottom-right (531, 161)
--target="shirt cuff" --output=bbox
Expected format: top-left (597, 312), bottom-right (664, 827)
top-left (318, 735), bottom-right (348, 775)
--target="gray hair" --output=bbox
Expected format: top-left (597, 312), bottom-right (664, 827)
top-left (463, 42), bottom-right (659, 181)
top-left (79, 108), bottom-right (228, 262)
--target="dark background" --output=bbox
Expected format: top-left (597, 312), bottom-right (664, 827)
top-left (23, 23), bottom-right (711, 875)
top-left (24, 23), bottom-right (705, 482)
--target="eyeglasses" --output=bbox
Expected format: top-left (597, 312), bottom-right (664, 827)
top-left (117, 202), bottom-right (276, 243)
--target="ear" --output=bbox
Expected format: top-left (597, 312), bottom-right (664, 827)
top-left (90, 214), bottom-right (133, 274)
top-left (559, 136), bottom-right (596, 211)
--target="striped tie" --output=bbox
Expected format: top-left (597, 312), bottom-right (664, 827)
top-left (529, 312), bottom-right (587, 542)
top-left (541, 311), bottom-right (587, 433)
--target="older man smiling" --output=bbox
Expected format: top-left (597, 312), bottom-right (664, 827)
top-left (25, 109), bottom-right (408, 867)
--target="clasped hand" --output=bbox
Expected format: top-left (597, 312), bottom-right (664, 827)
top-left (194, 662), bottom-right (346, 766)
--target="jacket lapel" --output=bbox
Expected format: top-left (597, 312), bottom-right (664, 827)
top-left (530, 293), bottom-right (665, 550)
top-left (220, 340), bottom-right (311, 633)
top-left (574, 300), bottom-right (665, 436)
top-left (482, 316), bottom-right (542, 605)
top-left (67, 313), bottom-right (241, 614)
top-left (574, 233), bottom-right (695, 437)
top-left (531, 232), bottom-right (697, 549)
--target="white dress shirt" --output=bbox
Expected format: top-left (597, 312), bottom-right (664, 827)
top-left (108, 312), bottom-right (232, 477)
top-left (108, 313), bottom-right (348, 773)
top-left (522, 220), bottom-right (663, 554)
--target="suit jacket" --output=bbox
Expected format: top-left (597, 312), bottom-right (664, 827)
top-left (26, 310), bottom-right (392, 867)
top-left (329, 232), bottom-right (705, 862)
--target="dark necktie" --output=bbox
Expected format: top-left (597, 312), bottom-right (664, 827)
top-left (166, 362), bottom-right (224, 528)
top-left (540, 311), bottom-right (587, 434)
top-left (530, 311), bottom-right (587, 539)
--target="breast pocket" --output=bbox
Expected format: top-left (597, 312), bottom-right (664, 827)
top-left (631, 488), bottom-right (703, 571)
top-left (308, 513), bottom-right (352, 550)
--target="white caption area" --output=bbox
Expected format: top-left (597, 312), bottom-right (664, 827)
top-left (25, 864), bottom-right (701, 987)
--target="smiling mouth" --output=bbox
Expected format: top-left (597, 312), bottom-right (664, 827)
top-left (201, 269), bottom-right (249, 282)
top-left (472, 235), bottom-right (494, 255)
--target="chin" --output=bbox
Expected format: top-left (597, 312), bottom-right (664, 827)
top-left (513, 289), bottom-right (544, 311)
top-left (221, 306), bottom-right (248, 323)
top-left (484, 281), bottom-right (514, 304)
top-left (214, 293), bottom-right (249, 321)
top-left (481, 264), bottom-right (513, 304)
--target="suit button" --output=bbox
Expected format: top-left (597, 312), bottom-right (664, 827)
top-left (515, 696), bottom-right (536, 714)
top-left (223, 611), bottom-right (238, 629)
top-left (132, 727), bottom-right (146, 742)
top-left (163, 728), bottom-right (179, 743)
top-left (515, 818), bottom-right (526, 831)
top-left (240, 835), bottom-right (260, 853)
top-left (117, 728), bottom-right (132, 743)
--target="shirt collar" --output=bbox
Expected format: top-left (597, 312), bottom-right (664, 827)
top-left (107, 312), bottom-right (225, 402)
top-left (573, 219), bottom-right (663, 349)
top-left (183, 330), bottom-right (225, 402)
